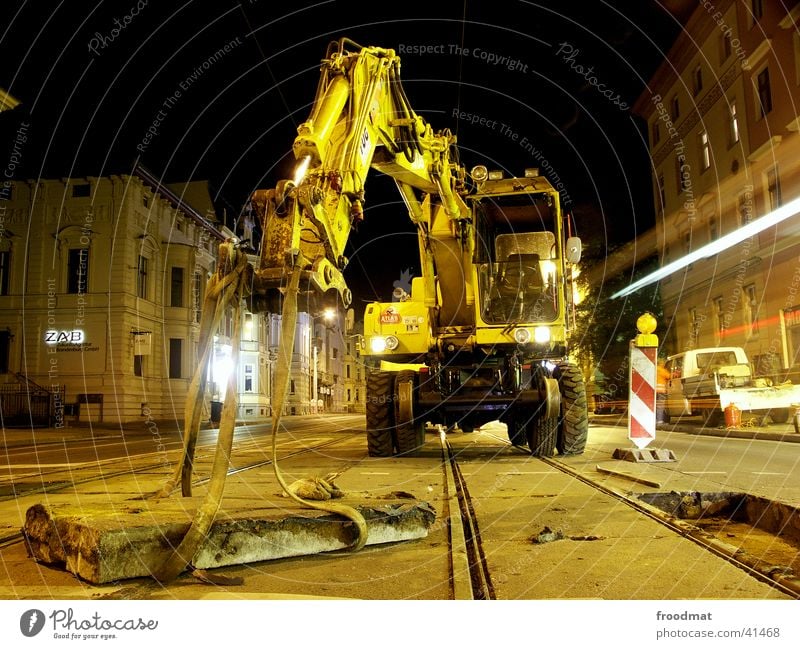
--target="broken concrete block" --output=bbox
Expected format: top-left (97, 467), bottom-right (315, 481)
top-left (23, 499), bottom-right (436, 585)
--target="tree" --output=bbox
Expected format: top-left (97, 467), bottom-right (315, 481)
top-left (569, 242), bottom-right (662, 412)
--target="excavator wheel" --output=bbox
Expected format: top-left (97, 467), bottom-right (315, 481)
top-left (394, 370), bottom-right (425, 456)
top-left (506, 417), bottom-right (527, 446)
top-left (553, 361), bottom-right (589, 455)
top-left (770, 408), bottom-right (790, 424)
top-left (366, 370), bottom-right (395, 457)
top-left (527, 415), bottom-right (557, 457)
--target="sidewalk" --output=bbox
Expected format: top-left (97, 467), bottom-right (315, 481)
top-left (591, 413), bottom-right (800, 443)
top-left (5, 414), bottom-right (800, 450)
top-left (0, 418), bottom-right (216, 449)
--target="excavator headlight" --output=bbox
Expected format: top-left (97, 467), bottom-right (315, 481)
top-left (470, 165), bottom-right (488, 182)
top-left (385, 335), bottom-right (399, 350)
top-left (370, 336), bottom-right (387, 353)
top-left (514, 328), bottom-right (531, 344)
top-left (533, 326), bottom-right (551, 344)
top-left (487, 170), bottom-right (504, 180)
top-left (524, 167), bottom-right (540, 178)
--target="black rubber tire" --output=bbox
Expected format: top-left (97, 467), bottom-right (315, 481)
top-left (507, 417), bottom-right (527, 446)
top-left (771, 408), bottom-right (790, 424)
top-left (459, 421), bottom-right (475, 433)
top-left (394, 370), bottom-right (425, 456)
top-left (553, 361), bottom-right (589, 455)
top-left (702, 408), bottom-right (724, 428)
top-left (366, 370), bottom-right (395, 457)
top-left (526, 415), bottom-right (557, 457)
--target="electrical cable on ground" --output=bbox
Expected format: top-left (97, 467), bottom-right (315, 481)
top-left (152, 243), bottom-right (366, 583)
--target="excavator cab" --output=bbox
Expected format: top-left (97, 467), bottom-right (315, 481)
top-left (482, 232), bottom-right (558, 324)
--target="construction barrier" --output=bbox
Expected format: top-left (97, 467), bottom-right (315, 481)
top-left (628, 313), bottom-right (658, 450)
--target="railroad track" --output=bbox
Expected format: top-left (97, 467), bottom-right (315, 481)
top-left (440, 432), bottom-right (495, 600)
top-left (453, 429), bottom-right (800, 600)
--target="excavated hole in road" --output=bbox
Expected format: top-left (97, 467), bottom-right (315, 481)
top-left (638, 492), bottom-right (800, 578)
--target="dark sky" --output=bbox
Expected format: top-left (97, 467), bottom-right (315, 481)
top-left (0, 0), bottom-right (686, 304)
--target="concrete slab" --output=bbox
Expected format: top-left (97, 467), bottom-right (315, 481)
top-left (22, 498), bottom-right (436, 584)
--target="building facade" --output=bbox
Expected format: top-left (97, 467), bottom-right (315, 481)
top-left (634, 0), bottom-right (800, 378)
top-left (0, 169), bottom-right (366, 427)
top-left (0, 171), bottom-right (273, 425)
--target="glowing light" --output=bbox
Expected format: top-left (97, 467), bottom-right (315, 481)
top-left (370, 336), bottom-right (387, 353)
top-left (293, 155), bottom-right (311, 185)
top-left (323, 307), bottom-right (336, 322)
top-left (533, 326), bottom-right (551, 343)
top-left (612, 196), bottom-right (800, 299)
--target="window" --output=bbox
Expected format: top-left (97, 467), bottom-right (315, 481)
top-left (720, 32), bottom-right (732, 63)
top-left (767, 166), bottom-right (782, 211)
top-left (170, 267), bottom-right (184, 307)
top-left (729, 101), bottom-right (740, 145)
top-left (134, 354), bottom-right (144, 377)
top-left (714, 296), bottom-right (725, 344)
top-left (142, 194), bottom-right (149, 208)
top-left (751, 0), bottom-right (763, 22)
top-left (744, 284), bottom-right (759, 335)
top-left (652, 121), bottom-right (661, 146)
top-left (0, 330), bottom-right (9, 373)
top-left (193, 271), bottom-right (202, 323)
top-left (244, 364), bottom-right (253, 392)
top-left (71, 183), bottom-right (90, 198)
top-left (737, 191), bottom-right (754, 226)
top-left (794, 33), bottom-right (800, 86)
top-left (670, 95), bottom-right (680, 120)
top-left (346, 364), bottom-right (351, 379)
top-left (689, 307), bottom-right (700, 344)
top-left (693, 66), bottom-right (703, 95)
top-left (700, 131), bottom-right (711, 170)
top-left (657, 173), bottom-right (665, 209)
top-left (137, 255), bottom-right (148, 299)
top-left (168, 338), bottom-right (182, 378)
top-left (332, 347), bottom-right (339, 359)
top-left (675, 156), bottom-right (690, 194)
top-left (290, 379), bottom-right (296, 395)
top-left (683, 232), bottom-right (693, 270)
top-left (0, 250), bottom-right (9, 295)
top-left (756, 67), bottom-right (772, 118)
top-left (67, 248), bottom-right (89, 294)
top-left (708, 214), bottom-right (718, 241)
top-left (347, 388), bottom-right (351, 402)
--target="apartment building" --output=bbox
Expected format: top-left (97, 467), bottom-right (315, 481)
top-left (634, 0), bottom-right (800, 378)
top-left (0, 169), bottom-right (276, 426)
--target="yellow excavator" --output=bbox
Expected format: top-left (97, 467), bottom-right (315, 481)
top-left (248, 38), bottom-right (588, 458)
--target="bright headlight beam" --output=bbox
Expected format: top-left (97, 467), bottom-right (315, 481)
top-left (611, 196), bottom-right (800, 299)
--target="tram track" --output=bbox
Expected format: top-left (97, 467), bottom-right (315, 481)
top-left (472, 429), bottom-right (800, 599)
top-left (539, 454), bottom-right (800, 600)
top-left (440, 432), bottom-right (495, 600)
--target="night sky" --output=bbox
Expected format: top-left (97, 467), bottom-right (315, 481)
top-left (0, 1), bottom-right (687, 304)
